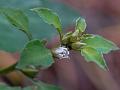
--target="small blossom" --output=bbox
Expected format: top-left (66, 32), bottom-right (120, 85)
top-left (54, 46), bottom-right (69, 59)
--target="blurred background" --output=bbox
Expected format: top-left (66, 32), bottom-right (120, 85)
top-left (0, 0), bottom-right (120, 90)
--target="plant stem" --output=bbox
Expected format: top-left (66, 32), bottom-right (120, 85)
top-left (59, 33), bottom-right (62, 43)
top-left (26, 32), bottom-right (33, 41)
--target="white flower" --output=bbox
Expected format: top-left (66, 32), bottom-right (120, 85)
top-left (54, 46), bottom-right (70, 59)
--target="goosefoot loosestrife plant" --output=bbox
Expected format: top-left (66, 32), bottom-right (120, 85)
top-left (0, 7), bottom-right (119, 90)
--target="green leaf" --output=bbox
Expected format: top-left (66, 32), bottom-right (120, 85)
top-left (16, 39), bottom-right (54, 77)
top-left (31, 7), bottom-right (62, 35)
top-left (0, 8), bottom-right (28, 32)
top-left (0, 63), bottom-right (16, 75)
top-left (0, 83), bottom-right (21, 90)
top-left (0, 82), bottom-right (61, 90)
top-left (23, 83), bottom-right (61, 90)
top-left (0, 8), bottom-right (32, 40)
top-left (75, 17), bottom-right (87, 33)
top-left (20, 68), bottom-right (39, 78)
top-left (82, 35), bottom-right (119, 54)
top-left (81, 46), bottom-right (107, 69)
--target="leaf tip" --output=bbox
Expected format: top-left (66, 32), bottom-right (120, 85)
top-left (76, 17), bottom-right (87, 32)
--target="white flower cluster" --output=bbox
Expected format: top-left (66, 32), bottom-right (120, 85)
top-left (54, 46), bottom-right (70, 59)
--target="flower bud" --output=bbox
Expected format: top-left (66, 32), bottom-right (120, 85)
top-left (70, 30), bottom-right (80, 43)
top-left (71, 42), bottom-right (86, 50)
top-left (62, 32), bottom-right (72, 45)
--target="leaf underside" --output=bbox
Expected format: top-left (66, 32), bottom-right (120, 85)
top-left (81, 46), bottom-right (107, 70)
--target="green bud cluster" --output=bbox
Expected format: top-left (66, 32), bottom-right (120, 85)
top-left (61, 17), bottom-right (87, 50)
